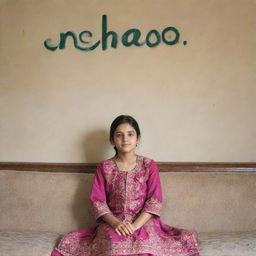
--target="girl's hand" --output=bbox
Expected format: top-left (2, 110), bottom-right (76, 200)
top-left (113, 221), bottom-right (136, 236)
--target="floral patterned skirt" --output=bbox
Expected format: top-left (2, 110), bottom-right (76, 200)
top-left (51, 217), bottom-right (200, 256)
top-left (52, 253), bottom-right (200, 256)
top-left (52, 252), bottom-right (153, 256)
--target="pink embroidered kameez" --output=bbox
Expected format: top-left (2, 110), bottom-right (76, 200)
top-left (51, 155), bottom-right (200, 256)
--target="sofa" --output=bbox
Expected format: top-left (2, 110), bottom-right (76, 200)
top-left (0, 162), bottom-right (255, 256)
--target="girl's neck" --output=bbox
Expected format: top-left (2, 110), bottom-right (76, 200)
top-left (115, 152), bottom-right (137, 163)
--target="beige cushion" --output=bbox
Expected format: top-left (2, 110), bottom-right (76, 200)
top-left (198, 231), bottom-right (256, 256)
top-left (0, 231), bottom-right (60, 256)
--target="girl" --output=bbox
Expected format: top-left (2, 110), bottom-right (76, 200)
top-left (51, 115), bottom-right (200, 256)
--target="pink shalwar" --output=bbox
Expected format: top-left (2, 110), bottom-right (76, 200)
top-left (51, 155), bottom-right (201, 256)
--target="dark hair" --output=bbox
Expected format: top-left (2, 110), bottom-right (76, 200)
top-left (110, 115), bottom-right (141, 155)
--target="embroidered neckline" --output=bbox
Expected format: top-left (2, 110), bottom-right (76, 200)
top-left (112, 155), bottom-right (140, 172)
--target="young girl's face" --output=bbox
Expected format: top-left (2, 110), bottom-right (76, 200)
top-left (111, 123), bottom-right (140, 155)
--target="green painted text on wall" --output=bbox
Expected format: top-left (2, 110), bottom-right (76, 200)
top-left (44, 15), bottom-right (183, 51)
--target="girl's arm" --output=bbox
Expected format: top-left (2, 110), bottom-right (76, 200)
top-left (102, 212), bottom-right (153, 235)
top-left (132, 212), bottom-right (153, 230)
top-left (101, 213), bottom-right (135, 236)
top-left (101, 213), bottom-right (120, 228)
top-left (106, 212), bottom-right (153, 236)
top-left (102, 211), bottom-right (153, 236)
top-left (90, 164), bottom-right (112, 220)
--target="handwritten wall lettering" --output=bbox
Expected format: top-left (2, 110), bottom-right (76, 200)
top-left (44, 15), bottom-right (184, 51)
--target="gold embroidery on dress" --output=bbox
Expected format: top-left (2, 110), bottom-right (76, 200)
top-left (56, 156), bottom-right (200, 256)
top-left (142, 197), bottom-right (162, 216)
top-left (91, 201), bottom-right (111, 219)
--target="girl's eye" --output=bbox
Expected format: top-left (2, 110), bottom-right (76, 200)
top-left (114, 132), bottom-right (135, 138)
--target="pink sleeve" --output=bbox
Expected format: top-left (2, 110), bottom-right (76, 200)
top-left (90, 163), bottom-right (112, 220)
top-left (141, 160), bottom-right (163, 217)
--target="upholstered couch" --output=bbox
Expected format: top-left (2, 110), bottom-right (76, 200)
top-left (0, 163), bottom-right (255, 256)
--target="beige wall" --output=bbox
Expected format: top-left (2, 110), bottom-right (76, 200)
top-left (0, 0), bottom-right (255, 162)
